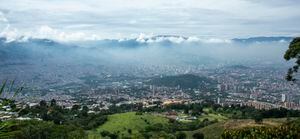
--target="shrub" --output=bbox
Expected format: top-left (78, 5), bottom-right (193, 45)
top-left (193, 132), bottom-right (204, 139)
top-left (176, 132), bottom-right (187, 139)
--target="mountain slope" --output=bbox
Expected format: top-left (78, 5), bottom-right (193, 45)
top-left (149, 74), bottom-right (216, 89)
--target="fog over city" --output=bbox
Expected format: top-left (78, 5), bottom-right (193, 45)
top-left (0, 35), bottom-right (293, 68)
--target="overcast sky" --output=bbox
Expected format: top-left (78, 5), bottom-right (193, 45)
top-left (0, 0), bottom-right (300, 41)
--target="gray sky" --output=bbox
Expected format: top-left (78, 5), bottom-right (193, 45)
top-left (0, 0), bottom-right (300, 41)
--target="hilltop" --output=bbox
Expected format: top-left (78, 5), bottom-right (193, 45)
top-left (149, 74), bottom-right (216, 89)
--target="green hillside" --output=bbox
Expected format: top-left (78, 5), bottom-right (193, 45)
top-left (185, 118), bottom-right (291, 139)
top-left (89, 112), bottom-right (169, 138)
top-left (149, 74), bottom-right (216, 89)
top-left (0, 120), bottom-right (85, 139)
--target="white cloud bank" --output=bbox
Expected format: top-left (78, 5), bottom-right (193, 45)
top-left (0, 0), bottom-right (300, 41)
top-left (0, 25), bottom-right (102, 42)
top-left (133, 33), bottom-right (232, 44)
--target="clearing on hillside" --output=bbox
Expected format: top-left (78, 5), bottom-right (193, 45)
top-left (89, 112), bottom-right (169, 138)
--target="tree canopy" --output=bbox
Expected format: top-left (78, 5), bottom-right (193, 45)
top-left (284, 37), bottom-right (300, 81)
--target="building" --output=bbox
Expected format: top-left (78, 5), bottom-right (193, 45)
top-left (217, 97), bottom-right (221, 104)
top-left (245, 101), bottom-right (278, 110)
top-left (217, 84), bottom-right (226, 92)
top-left (281, 94), bottom-right (290, 102)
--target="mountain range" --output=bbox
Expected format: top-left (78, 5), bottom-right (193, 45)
top-left (0, 36), bottom-right (293, 66)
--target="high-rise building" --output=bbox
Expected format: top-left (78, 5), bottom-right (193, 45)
top-left (282, 94), bottom-right (286, 102)
top-left (217, 84), bottom-right (226, 92)
top-left (282, 94), bottom-right (290, 102)
top-left (217, 97), bottom-right (221, 104)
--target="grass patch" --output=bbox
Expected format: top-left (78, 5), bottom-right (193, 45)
top-left (198, 113), bottom-right (228, 122)
top-left (184, 121), bottom-right (225, 139)
top-left (185, 118), bottom-right (290, 139)
top-left (223, 118), bottom-right (288, 129)
top-left (89, 112), bottom-right (169, 138)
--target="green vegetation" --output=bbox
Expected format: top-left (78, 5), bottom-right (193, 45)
top-left (0, 120), bottom-right (85, 139)
top-left (89, 105), bottom-right (228, 138)
top-left (1, 102), bottom-right (300, 139)
top-left (176, 132), bottom-right (187, 139)
top-left (185, 122), bottom-right (225, 139)
top-left (19, 100), bottom-right (108, 130)
top-left (0, 80), bottom-right (24, 112)
top-left (0, 80), bottom-right (24, 98)
top-left (199, 108), bottom-right (228, 122)
top-left (149, 74), bottom-right (216, 89)
top-left (222, 118), bottom-right (300, 138)
top-left (213, 104), bottom-right (300, 119)
top-left (284, 37), bottom-right (300, 81)
top-left (1, 84), bottom-right (300, 139)
top-left (185, 118), bottom-right (292, 139)
top-left (91, 112), bottom-right (169, 138)
top-left (198, 113), bottom-right (227, 122)
top-left (192, 132), bottom-right (204, 139)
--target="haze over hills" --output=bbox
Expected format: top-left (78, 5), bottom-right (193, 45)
top-left (149, 74), bottom-right (216, 89)
top-left (0, 35), bottom-right (295, 90)
top-left (0, 36), bottom-right (293, 64)
top-left (232, 36), bottom-right (293, 43)
top-left (0, 35), bottom-right (293, 46)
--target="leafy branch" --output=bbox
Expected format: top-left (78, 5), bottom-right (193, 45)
top-left (284, 37), bottom-right (300, 81)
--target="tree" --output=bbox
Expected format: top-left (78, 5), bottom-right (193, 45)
top-left (49, 110), bottom-right (64, 124)
top-left (193, 132), bottom-right (204, 139)
top-left (50, 99), bottom-right (57, 107)
top-left (284, 37), bottom-right (300, 81)
top-left (184, 107), bottom-right (189, 114)
top-left (0, 120), bottom-right (85, 139)
top-left (81, 105), bottom-right (89, 117)
top-left (71, 104), bottom-right (80, 112)
top-left (145, 123), bottom-right (164, 132)
top-left (127, 129), bottom-right (132, 134)
top-left (39, 100), bottom-right (47, 107)
top-left (108, 133), bottom-right (118, 139)
top-left (176, 132), bottom-right (187, 139)
top-left (100, 130), bottom-right (110, 137)
top-left (19, 104), bottom-right (30, 116)
top-left (254, 113), bottom-right (263, 124)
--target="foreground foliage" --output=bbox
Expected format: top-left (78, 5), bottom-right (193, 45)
top-left (284, 37), bottom-right (300, 81)
top-left (0, 120), bottom-right (85, 139)
top-left (222, 119), bottom-right (300, 139)
top-left (19, 100), bottom-right (107, 130)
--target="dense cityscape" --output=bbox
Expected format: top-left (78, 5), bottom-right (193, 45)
top-left (1, 61), bottom-right (300, 117)
top-left (1, 0), bottom-right (300, 138)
